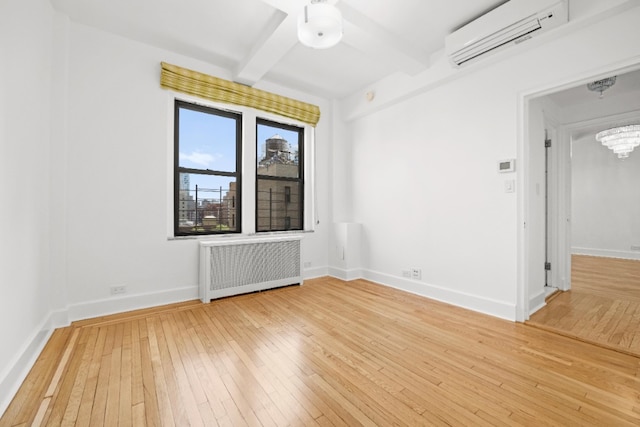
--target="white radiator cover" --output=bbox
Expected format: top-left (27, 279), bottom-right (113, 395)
top-left (199, 235), bottom-right (303, 302)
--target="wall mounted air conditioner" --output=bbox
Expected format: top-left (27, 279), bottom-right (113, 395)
top-left (445, 0), bottom-right (568, 67)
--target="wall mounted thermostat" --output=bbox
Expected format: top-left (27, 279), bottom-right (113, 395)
top-left (498, 159), bottom-right (515, 173)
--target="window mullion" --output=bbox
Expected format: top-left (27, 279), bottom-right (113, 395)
top-left (242, 110), bottom-right (258, 234)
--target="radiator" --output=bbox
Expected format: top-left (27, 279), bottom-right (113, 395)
top-left (199, 235), bottom-right (303, 302)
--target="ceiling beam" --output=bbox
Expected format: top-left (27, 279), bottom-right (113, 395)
top-left (234, 11), bottom-right (299, 86)
top-left (234, 0), bottom-right (300, 86)
top-left (338, 2), bottom-right (430, 75)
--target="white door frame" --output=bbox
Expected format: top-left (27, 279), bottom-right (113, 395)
top-left (516, 60), bottom-right (640, 322)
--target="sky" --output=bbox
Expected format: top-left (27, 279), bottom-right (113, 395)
top-left (178, 106), bottom-right (300, 201)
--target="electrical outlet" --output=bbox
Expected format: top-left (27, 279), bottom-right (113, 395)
top-left (110, 285), bottom-right (127, 295)
top-left (304, 261), bottom-right (312, 268)
top-left (411, 268), bottom-right (422, 280)
top-left (402, 270), bottom-right (411, 278)
top-left (631, 245), bottom-right (640, 251)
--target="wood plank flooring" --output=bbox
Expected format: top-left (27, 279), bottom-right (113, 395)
top-left (528, 255), bottom-right (640, 357)
top-left (2, 277), bottom-right (640, 426)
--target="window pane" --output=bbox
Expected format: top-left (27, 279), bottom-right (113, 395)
top-left (177, 173), bottom-right (238, 234)
top-left (257, 123), bottom-right (300, 178)
top-left (256, 180), bottom-right (301, 231)
top-left (178, 106), bottom-right (237, 172)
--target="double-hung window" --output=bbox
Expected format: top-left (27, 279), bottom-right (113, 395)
top-left (173, 100), bottom-right (309, 236)
top-left (174, 100), bottom-right (241, 236)
top-left (256, 119), bottom-right (304, 232)
top-left (165, 62), bottom-right (317, 237)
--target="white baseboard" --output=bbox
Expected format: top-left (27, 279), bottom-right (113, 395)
top-left (360, 269), bottom-right (516, 321)
top-left (325, 266), bottom-right (516, 321)
top-left (50, 308), bottom-right (70, 329)
top-left (528, 289), bottom-right (546, 316)
top-left (0, 314), bottom-right (55, 418)
top-left (303, 266), bottom-right (329, 280)
top-left (572, 247), bottom-right (640, 261)
top-left (327, 266), bottom-right (363, 281)
top-left (67, 285), bottom-right (199, 322)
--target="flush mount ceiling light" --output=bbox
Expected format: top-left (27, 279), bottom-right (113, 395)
top-left (297, 0), bottom-right (343, 49)
top-left (595, 124), bottom-right (640, 159)
top-left (587, 76), bottom-right (617, 98)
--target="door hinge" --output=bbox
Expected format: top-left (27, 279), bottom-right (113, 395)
top-left (545, 139), bottom-right (552, 148)
top-left (545, 262), bottom-right (551, 271)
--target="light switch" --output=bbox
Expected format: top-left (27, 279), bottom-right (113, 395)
top-left (505, 180), bottom-right (515, 193)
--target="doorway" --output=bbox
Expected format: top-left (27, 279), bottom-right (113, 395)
top-left (518, 65), bottom-right (640, 322)
top-left (521, 66), bottom-right (640, 354)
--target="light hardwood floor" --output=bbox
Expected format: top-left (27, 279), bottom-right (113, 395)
top-left (528, 255), bottom-right (640, 357)
top-left (2, 277), bottom-right (640, 426)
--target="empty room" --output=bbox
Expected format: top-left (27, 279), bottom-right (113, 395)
top-left (1, 0), bottom-right (639, 425)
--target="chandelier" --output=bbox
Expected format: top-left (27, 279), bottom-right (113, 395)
top-left (297, 0), bottom-right (343, 49)
top-left (595, 125), bottom-right (640, 159)
top-left (587, 76), bottom-right (616, 98)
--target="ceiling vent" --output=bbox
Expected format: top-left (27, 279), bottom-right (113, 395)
top-left (445, 0), bottom-right (568, 67)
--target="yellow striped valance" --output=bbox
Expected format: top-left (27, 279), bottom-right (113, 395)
top-left (160, 62), bottom-right (320, 127)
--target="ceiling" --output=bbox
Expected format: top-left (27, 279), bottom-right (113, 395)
top-left (545, 68), bottom-right (640, 139)
top-left (50, 0), bottom-right (508, 100)
top-left (547, 68), bottom-right (640, 108)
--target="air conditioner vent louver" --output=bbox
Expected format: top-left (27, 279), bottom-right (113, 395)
top-left (445, 0), bottom-right (568, 67)
top-left (451, 16), bottom-right (542, 66)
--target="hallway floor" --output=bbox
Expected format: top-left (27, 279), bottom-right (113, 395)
top-left (528, 255), bottom-right (640, 357)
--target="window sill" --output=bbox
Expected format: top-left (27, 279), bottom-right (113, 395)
top-left (167, 229), bottom-right (313, 241)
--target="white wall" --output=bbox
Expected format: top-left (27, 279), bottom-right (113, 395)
top-left (63, 22), bottom-right (331, 317)
top-left (572, 133), bottom-right (640, 259)
top-left (340, 3), bottom-right (640, 320)
top-left (348, 67), bottom-right (520, 319)
top-left (0, 0), bottom-right (55, 414)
